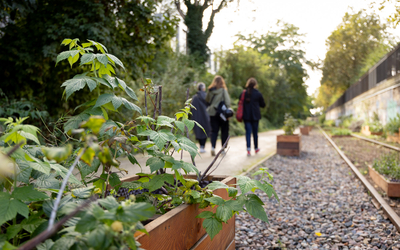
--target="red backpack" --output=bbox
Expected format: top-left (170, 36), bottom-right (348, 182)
top-left (236, 90), bottom-right (246, 122)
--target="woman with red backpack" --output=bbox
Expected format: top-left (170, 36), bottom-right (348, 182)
top-left (238, 78), bottom-right (266, 156)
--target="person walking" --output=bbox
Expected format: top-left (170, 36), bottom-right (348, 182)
top-left (191, 82), bottom-right (211, 153)
top-left (205, 75), bottom-right (231, 156)
top-left (240, 77), bottom-right (266, 156)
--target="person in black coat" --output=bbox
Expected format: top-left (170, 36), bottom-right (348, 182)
top-left (191, 82), bottom-right (211, 153)
top-left (239, 77), bottom-right (266, 156)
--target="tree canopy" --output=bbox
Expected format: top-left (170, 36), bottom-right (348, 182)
top-left (315, 10), bottom-right (392, 110)
top-left (0, 0), bottom-right (179, 115)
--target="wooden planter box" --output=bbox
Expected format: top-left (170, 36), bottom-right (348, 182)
top-left (361, 126), bottom-right (383, 136)
top-left (306, 126), bottom-right (313, 132)
top-left (300, 127), bottom-right (309, 136)
top-left (387, 133), bottom-right (399, 143)
top-left (120, 175), bottom-right (236, 250)
top-left (277, 134), bottom-right (301, 156)
top-left (368, 166), bottom-right (400, 197)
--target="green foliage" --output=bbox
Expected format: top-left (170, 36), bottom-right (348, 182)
top-left (323, 119), bottom-right (335, 127)
top-left (339, 115), bottom-right (354, 128)
top-left (0, 0), bottom-right (179, 116)
top-left (282, 114), bottom-right (298, 135)
top-left (373, 152), bottom-right (400, 181)
top-left (319, 113), bottom-right (326, 124)
top-left (364, 112), bottom-right (383, 133)
top-left (385, 114), bottom-right (400, 135)
top-left (331, 128), bottom-right (351, 136)
top-left (316, 10), bottom-right (393, 109)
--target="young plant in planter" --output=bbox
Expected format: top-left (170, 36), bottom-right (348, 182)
top-left (369, 153), bottom-right (400, 197)
top-left (0, 39), bottom-right (279, 250)
top-left (385, 114), bottom-right (400, 143)
top-left (362, 112), bottom-right (383, 136)
top-left (277, 114), bottom-right (301, 156)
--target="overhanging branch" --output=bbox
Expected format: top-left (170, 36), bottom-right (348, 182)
top-left (204, 0), bottom-right (226, 40)
top-left (174, 0), bottom-right (186, 19)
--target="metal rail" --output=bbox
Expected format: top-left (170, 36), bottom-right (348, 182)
top-left (320, 127), bottom-right (400, 232)
top-left (351, 134), bottom-right (400, 152)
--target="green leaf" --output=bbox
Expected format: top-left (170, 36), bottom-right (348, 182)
top-left (71, 186), bottom-right (95, 199)
top-left (75, 213), bottom-right (98, 233)
top-left (181, 162), bottom-right (199, 175)
top-left (21, 214), bottom-right (47, 234)
top-left (50, 163), bottom-right (81, 184)
top-left (96, 54), bottom-right (109, 67)
top-left (109, 173), bottom-right (121, 189)
top-left (106, 53), bottom-right (125, 69)
top-left (202, 217), bottom-right (223, 240)
top-left (115, 77), bottom-right (127, 90)
top-left (42, 144), bottom-right (73, 163)
top-left (136, 116), bottom-right (156, 125)
top-left (78, 159), bottom-right (100, 179)
top-left (6, 224), bottom-right (22, 240)
top-left (119, 202), bottom-right (155, 223)
top-left (227, 187), bottom-right (238, 197)
top-left (94, 93), bottom-right (113, 108)
top-left (205, 196), bottom-right (225, 206)
top-left (12, 186), bottom-right (49, 201)
top-left (36, 239), bottom-right (54, 250)
top-left (80, 53), bottom-right (95, 65)
top-left (147, 174), bottom-right (174, 192)
top-left (244, 194), bottom-right (269, 223)
top-left (80, 115), bottom-right (106, 134)
top-left (216, 203), bottom-right (234, 222)
top-left (196, 211), bottom-right (214, 219)
top-left (19, 131), bottom-right (40, 144)
top-left (0, 192), bottom-right (29, 225)
top-left (174, 121), bottom-right (185, 132)
top-left (98, 196), bottom-right (119, 210)
top-left (29, 161), bottom-right (51, 175)
top-left (125, 86), bottom-right (138, 101)
top-left (177, 136), bottom-right (198, 157)
top-left (121, 97), bottom-right (142, 114)
top-left (120, 181), bottom-right (142, 190)
top-left (236, 176), bottom-right (255, 194)
top-left (56, 51), bottom-right (77, 65)
top-left (64, 112), bottom-right (91, 133)
top-left (206, 181), bottom-right (229, 191)
top-left (253, 180), bottom-right (279, 201)
top-left (16, 160), bottom-right (32, 184)
top-left (61, 73), bottom-right (97, 99)
top-left (225, 199), bottom-right (243, 211)
top-left (35, 174), bottom-right (60, 189)
top-left (111, 96), bottom-right (123, 110)
top-left (183, 118), bottom-right (195, 131)
top-left (103, 75), bottom-right (118, 88)
top-left (92, 77), bottom-right (112, 88)
top-left (61, 38), bottom-right (72, 46)
top-left (68, 51), bottom-right (80, 67)
top-left (151, 131), bottom-right (170, 150)
top-left (50, 236), bottom-right (76, 250)
top-left (146, 157), bottom-right (165, 173)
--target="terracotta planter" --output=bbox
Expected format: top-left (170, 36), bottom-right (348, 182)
top-left (368, 166), bottom-right (400, 197)
top-left (277, 134), bottom-right (301, 156)
top-left (386, 133), bottom-right (399, 143)
top-left (120, 175), bottom-right (236, 250)
top-left (362, 126), bottom-right (383, 136)
top-left (300, 127), bottom-right (309, 136)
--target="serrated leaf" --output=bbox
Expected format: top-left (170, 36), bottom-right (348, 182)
top-left (18, 131), bottom-right (40, 144)
top-left (80, 115), bottom-right (106, 134)
top-left (147, 174), bottom-right (174, 192)
top-left (6, 224), bottom-right (22, 240)
top-left (64, 112), bottom-right (91, 133)
top-left (35, 174), bottom-right (60, 189)
top-left (61, 39), bottom-right (72, 46)
top-left (115, 77), bottom-right (126, 90)
top-left (29, 161), bottom-right (51, 174)
top-left (61, 74), bottom-right (97, 100)
top-left (71, 186), bottom-right (95, 199)
top-left (183, 118), bottom-right (195, 131)
top-left (106, 53), bottom-right (125, 69)
top-left (77, 159), bottom-right (100, 179)
top-left (124, 86), bottom-right (138, 101)
top-left (96, 54), bottom-right (109, 67)
top-left (174, 121), bottom-right (185, 132)
top-left (205, 196), bottom-right (225, 206)
top-left (118, 202), bottom-right (155, 223)
top-left (0, 192), bottom-right (29, 225)
top-left (112, 96), bottom-right (123, 110)
top-left (21, 214), bottom-right (46, 234)
top-left (216, 203), bottom-right (233, 222)
top-left (121, 98), bottom-right (142, 114)
top-left (92, 77), bottom-right (112, 88)
top-left (42, 144), bottom-right (73, 163)
top-left (150, 131), bottom-right (170, 150)
top-left (51, 236), bottom-right (76, 250)
top-left (203, 217), bottom-right (222, 240)
top-left (227, 187), bottom-right (238, 197)
top-left (50, 163), bottom-right (81, 184)
top-left (12, 186), bottom-right (49, 201)
top-left (103, 75), bottom-right (118, 88)
top-left (16, 160), bottom-right (32, 184)
top-left (196, 211), bottom-right (214, 219)
top-left (94, 93), bottom-right (114, 108)
top-left (56, 51), bottom-right (72, 65)
top-left (237, 175), bottom-right (255, 194)
top-left (80, 53), bottom-right (95, 65)
top-left (68, 51), bottom-right (80, 67)
top-left (253, 180), bottom-right (279, 201)
top-left (244, 194), bottom-right (268, 223)
top-left (146, 157), bottom-right (165, 173)
top-left (181, 162), bottom-right (198, 174)
top-left (75, 213), bottom-right (98, 233)
top-left (206, 181), bottom-right (229, 190)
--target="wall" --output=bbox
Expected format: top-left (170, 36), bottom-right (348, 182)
top-left (326, 74), bottom-right (400, 125)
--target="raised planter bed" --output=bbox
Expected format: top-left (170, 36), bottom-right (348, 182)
top-left (277, 134), bottom-right (301, 156)
top-left (331, 135), bottom-right (351, 138)
top-left (120, 175), bottom-right (236, 250)
top-left (368, 166), bottom-right (400, 197)
top-left (387, 133), bottom-right (400, 143)
top-left (362, 125), bottom-right (383, 136)
top-left (300, 127), bottom-right (309, 136)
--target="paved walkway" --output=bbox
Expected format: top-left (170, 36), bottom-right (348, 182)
top-left (118, 129), bottom-right (286, 178)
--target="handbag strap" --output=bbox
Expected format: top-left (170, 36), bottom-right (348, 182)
top-left (240, 90), bottom-right (246, 102)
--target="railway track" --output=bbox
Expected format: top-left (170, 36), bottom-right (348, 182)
top-left (319, 127), bottom-right (400, 232)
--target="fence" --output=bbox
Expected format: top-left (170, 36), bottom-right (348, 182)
top-left (326, 43), bottom-right (400, 112)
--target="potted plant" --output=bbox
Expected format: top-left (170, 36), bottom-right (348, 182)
top-left (385, 114), bottom-right (400, 143)
top-left (277, 114), bottom-right (301, 156)
top-left (362, 113), bottom-right (383, 136)
top-left (0, 39), bottom-right (279, 250)
top-left (368, 153), bottom-right (400, 197)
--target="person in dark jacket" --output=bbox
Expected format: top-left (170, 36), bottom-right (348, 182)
top-left (205, 75), bottom-right (231, 156)
top-left (239, 77), bottom-right (266, 156)
top-left (191, 82), bottom-right (211, 153)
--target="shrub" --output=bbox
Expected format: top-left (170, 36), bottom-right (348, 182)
top-left (282, 113), bottom-right (298, 135)
top-left (385, 114), bottom-right (400, 135)
top-left (319, 113), bottom-right (326, 124)
top-left (331, 128), bottom-right (351, 136)
top-left (364, 112), bottom-right (383, 133)
top-left (373, 153), bottom-right (400, 181)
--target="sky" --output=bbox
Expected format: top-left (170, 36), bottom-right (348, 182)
top-left (177, 0), bottom-right (400, 97)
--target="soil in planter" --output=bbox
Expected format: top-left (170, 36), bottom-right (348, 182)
top-left (332, 136), bottom-right (400, 215)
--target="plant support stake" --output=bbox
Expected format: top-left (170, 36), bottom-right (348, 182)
top-left (47, 149), bottom-right (85, 232)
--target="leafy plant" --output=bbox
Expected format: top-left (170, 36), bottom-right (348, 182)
top-left (364, 112), bottom-right (383, 133)
top-left (385, 114), bottom-right (400, 135)
top-left (282, 113), bottom-right (298, 135)
top-left (373, 153), bottom-right (400, 181)
top-left (331, 128), bottom-right (351, 136)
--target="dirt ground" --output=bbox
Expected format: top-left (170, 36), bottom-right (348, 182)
top-left (332, 136), bottom-right (400, 216)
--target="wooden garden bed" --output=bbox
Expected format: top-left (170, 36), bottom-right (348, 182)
top-left (120, 175), bottom-right (236, 250)
top-left (300, 127), bottom-right (309, 136)
top-left (277, 134), bottom-right (301, 156)
top-left (361, 126), bottom-right (383, 136)
top-left (368, 166), bottom-right (400, 197)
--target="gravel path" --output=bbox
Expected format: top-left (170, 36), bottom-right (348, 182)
top-left (235, 131), bottom-right (400, 249)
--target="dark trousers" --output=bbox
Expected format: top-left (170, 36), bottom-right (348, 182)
top-left (210, 116), bottom-right (229, 148)
top-left (198, 138), bottom-right (206, 147)
top-left (244, 120), bottom-right (259, 149)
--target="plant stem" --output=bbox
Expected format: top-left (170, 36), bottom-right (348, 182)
top-left (103, 170), bottom-right (111, 198)
top-left (47, 148), bottom-right (85, 232)
top-left (152, 92), bottom-right (158, 130)
top-left (200, 136), bottom-right (230, 182)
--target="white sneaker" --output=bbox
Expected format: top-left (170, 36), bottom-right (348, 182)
top-left (200, 148), bottom-right (206, 153)
top-left (211, 148), bottom-right (215, 156)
